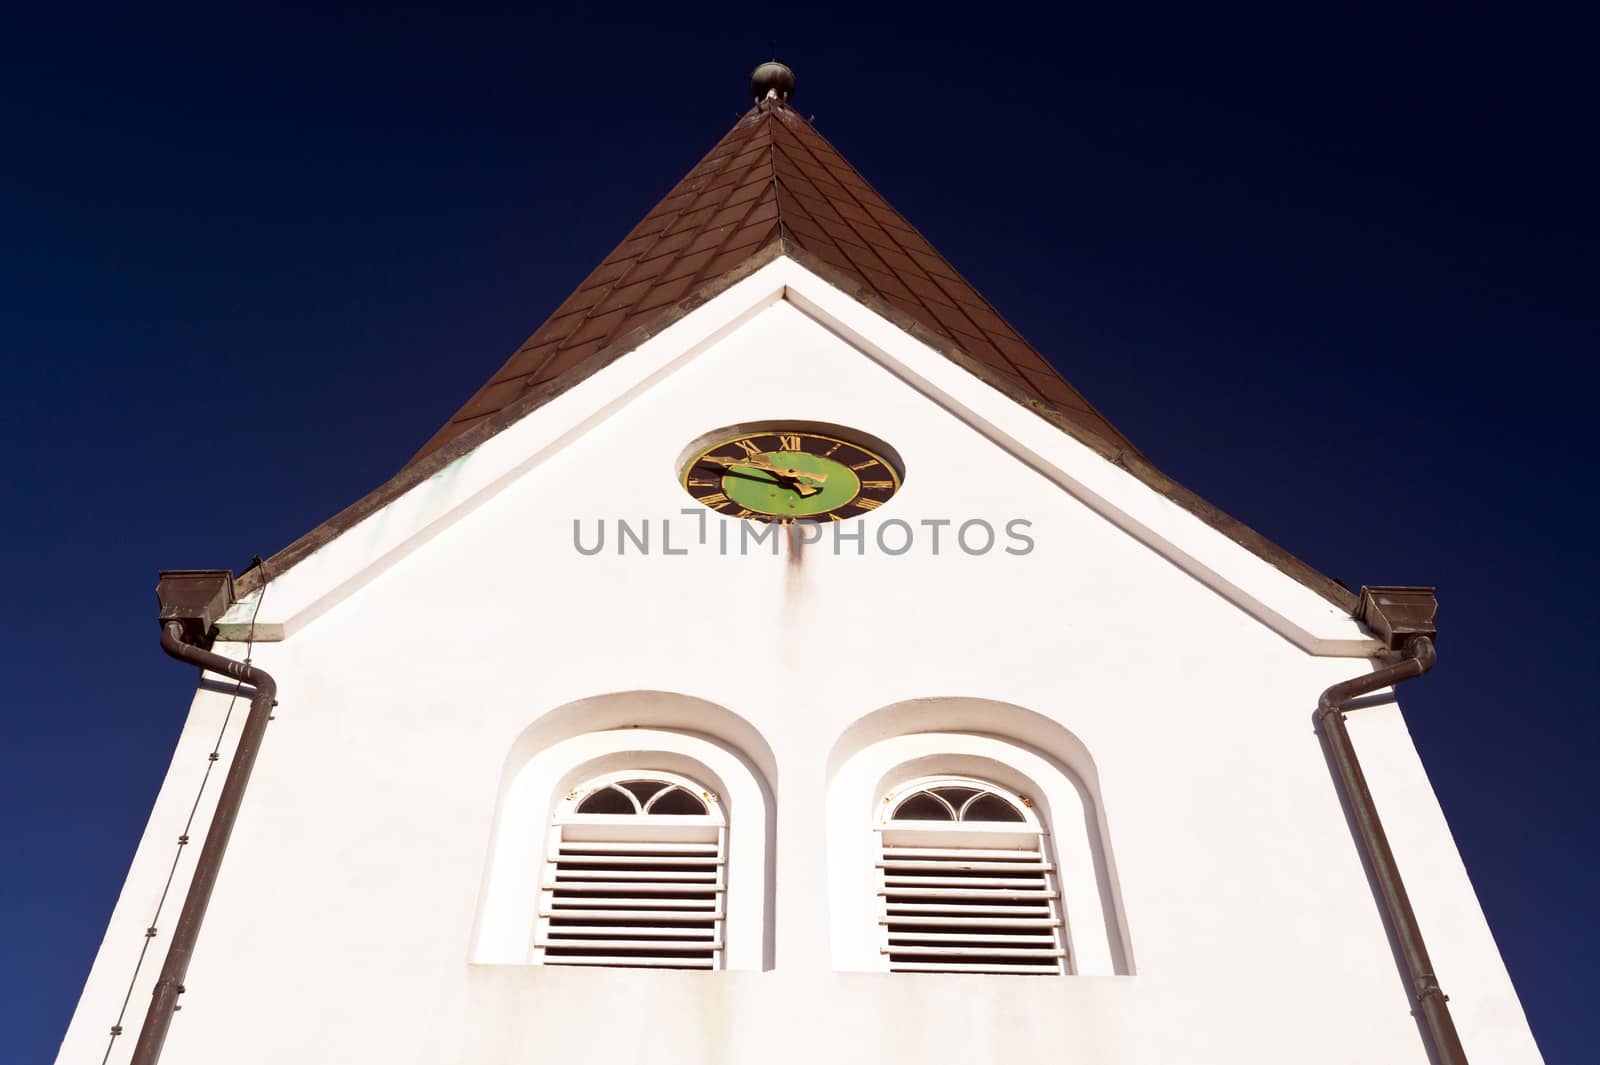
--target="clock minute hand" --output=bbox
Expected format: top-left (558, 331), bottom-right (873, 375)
top-left (721, 468), bottom-right (820, 498)
top-left (715, 467), bottom-right (821, 498)
top-left (744, 458), bottom-right (824, 497)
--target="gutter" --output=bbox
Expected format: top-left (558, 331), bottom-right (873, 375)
top-left (132, 570), bottom-right (278, 1065)
top-left (1320, 586), bottom-right (1466, 1065)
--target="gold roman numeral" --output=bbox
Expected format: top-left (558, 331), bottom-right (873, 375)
top-left (778, 434), bottom-right (801, 451)
top-left (735, 438), bottom-right (763, 457)
top-left (856, 497), bottom-right (883, 510)
top-left (696, 492), bottom-right (731, 509)
top-left (861, 480), bottom-right (893, 490)
top-left (823, 442), bottom-right (841, 457)
top-left (850, 459), bottom-right (878, 471)
top-left (687, 477), bottom-right (718, 488)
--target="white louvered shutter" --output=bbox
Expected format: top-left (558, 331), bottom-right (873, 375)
top-left (536, 776), bottom-right (725, 970)
top-left (877, 780), bottom-right (1067, 974)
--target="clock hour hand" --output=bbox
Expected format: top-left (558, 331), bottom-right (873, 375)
top-left (700, 454), bottom-right (828, 482)
top-left (714, 464), bottom-right (822, 497)
top-left (731, 468), bottom-right (821, 498)
top-left (698, 455), bottom-right (824, 496)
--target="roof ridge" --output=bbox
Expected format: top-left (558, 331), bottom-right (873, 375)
top-left (761, 107), bottom-right (788, 251)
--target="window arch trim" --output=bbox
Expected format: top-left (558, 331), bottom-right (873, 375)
top-left (472, 724), bottom-right (772, 971)
top-left (826, 729), bottom-right (1130, 976)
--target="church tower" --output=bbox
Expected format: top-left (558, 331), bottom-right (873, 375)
top-left (57, 62), bottom-right (1541, 1065)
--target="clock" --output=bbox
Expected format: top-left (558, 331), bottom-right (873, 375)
top-left (681, 427), bottom-right (902, 522)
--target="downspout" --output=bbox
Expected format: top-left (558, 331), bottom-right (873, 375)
top-left (132, 570), bottom-right (277, 1065)
top-left (1319, 586), bottom-right (1466, 1065)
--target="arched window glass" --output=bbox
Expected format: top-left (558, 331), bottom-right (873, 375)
top-left (575, 779), bottom-right (710, 816)
top-left (888, 784), bottom-right (1028, 823)
top-left (538, 771), bottom-right (725, 970)
top-left (877, 776), bottom-right (1066, 974)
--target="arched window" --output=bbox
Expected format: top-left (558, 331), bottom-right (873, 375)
top-left (474, 716), bottom-right (773, 971)
top-left (877, 775), bottom-right (1067, 974)
top-left (537, 770), bottom-right (726, 970)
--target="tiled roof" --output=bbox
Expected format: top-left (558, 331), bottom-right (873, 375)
top-left (408, 98), bottom-right (1135, 465)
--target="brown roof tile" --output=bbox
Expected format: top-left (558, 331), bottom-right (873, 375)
top-left (775, 208), bottom-right (828, 243)
top-left (455, 378), bottom-right (528, 422)
top-left (518, 343), bottom-right (596, 383)
top-left (594, 277), bottom-right (659, 317)
top-left (873, 245), bottom-right (927, 279)
top-left (684, 226), bottom-right (730, 257)
top-left (632, 273), bottom-right (698, 316)
top-left (625, 213), bottom-right (675, 241)
top-left (408, 99), bottom-right (1134, 464)
top-left (564, 308), bottom-right (631, 347)
top-left (900, 271), bottom-right (960, 310)
top-left (636, 228), bottom-right (697, 264)
top-left (661, 248), bottom-right (718, 283)
top-left (1020, 366), bottom-right (1094, 411)
top-left (859, 266), bottom-right (918, 305)
top-left (498, 340), bottom-right (562, 380)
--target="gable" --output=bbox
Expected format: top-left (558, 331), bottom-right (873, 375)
top-left (217, 256), bottom-right (1375, 657)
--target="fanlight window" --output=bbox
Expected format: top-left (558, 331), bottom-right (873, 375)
top-left (877, 776), bottom-right (1067, 974)
top-left (888, 784), bottom-right (1029, 823)
top-left (537, 772), bottom-right (725, 970)
top-left (574, 779), bottom-right (713, 816)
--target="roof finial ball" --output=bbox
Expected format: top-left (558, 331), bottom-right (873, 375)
top-left (750, 60), bottom-right (796, 102)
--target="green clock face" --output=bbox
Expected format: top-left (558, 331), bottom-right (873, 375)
top-left (682, 429), bottom-right (901, 522)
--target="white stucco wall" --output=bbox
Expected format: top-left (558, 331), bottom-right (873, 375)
top-left (56, 260), bottom-right (1541, 1064)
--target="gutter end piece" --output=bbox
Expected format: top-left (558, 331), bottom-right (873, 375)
top-left (1356, 585), bottom-right (1437, 652)
top-left (156, 570), bottom-right (236, 646)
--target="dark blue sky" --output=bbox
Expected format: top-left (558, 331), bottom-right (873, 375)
top-left (3, 5), bottom-right (1593, 1061)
